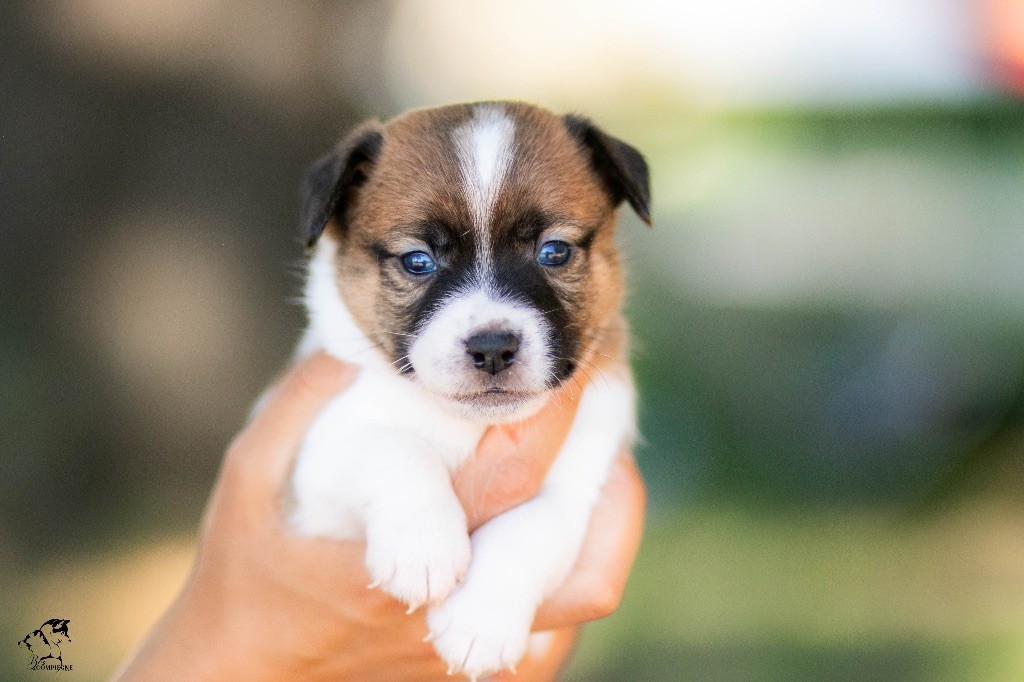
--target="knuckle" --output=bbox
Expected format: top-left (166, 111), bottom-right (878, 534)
top-left (291, 356), bottom-right (339, 396)
top-left (223, 435), bottom-right (249, 469)
top-left (582, 583), bottom-right (623, 621)
top-left (614, 455), bottom-right (648, 509)
top-left (220, 435), bottom-right (261, 494)
top-left (631, 468), bottom-right (648, 508)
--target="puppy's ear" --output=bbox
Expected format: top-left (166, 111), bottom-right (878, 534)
top-left (563, 114), bottom-right (651, 226)
top-left (302, 119), bottom-right (384, 247)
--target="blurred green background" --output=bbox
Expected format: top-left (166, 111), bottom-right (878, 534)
top-left (3, 1), bottom-right (1024, 679)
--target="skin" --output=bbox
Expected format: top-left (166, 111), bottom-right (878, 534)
top-left (115, 353), bottom-right (645, 681)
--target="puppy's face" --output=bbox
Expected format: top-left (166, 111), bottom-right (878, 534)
top-left (303, 102), bottom-right (649, 422)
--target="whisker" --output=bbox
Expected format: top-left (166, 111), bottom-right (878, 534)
top-left (568, 372), bottom-right (585, 395)
top-left (345, 345), bottom-right (385, 359)
top-left (576, 355), bottom-right (610, 388)
top-left (549, 354), bottom-right (592, 393)
top-left (379, 329), bottom-right (421, 339)
top-left (390, 354), bottom-right (411, 370)
top-left (584, 349), bottom-right (615, 362)
top-left (578, 346), bottom-right (616, 363)
top-left (574, 364), bottom-right (596, 389)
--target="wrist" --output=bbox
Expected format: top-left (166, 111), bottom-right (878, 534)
top-left (116, 579), bottom-right (232, 680)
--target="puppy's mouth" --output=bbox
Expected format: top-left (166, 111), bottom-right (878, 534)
top-left (446, 387), bottom-right (541, 404)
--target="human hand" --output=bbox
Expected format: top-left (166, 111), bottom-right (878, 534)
top-left (114, 353), bottom-right (645, 681)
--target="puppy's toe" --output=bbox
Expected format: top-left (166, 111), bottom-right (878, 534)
top-left (427, 586), bottom-right (533, 679)
top-left (365, 524), bottom-right (471, 608)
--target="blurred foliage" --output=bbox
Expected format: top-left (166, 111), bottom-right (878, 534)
top-left (621, 102), bottom-right (1024, 511)
top-left (567, 497), bottom-right (1024, 680)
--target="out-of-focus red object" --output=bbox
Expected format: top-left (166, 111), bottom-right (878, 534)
top-left (983, 0), bottom-right (1024, 93)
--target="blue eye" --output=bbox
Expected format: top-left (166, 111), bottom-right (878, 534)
top-left (536, 240), bottom-right (571, 266)
top-left (401, 251), bottom-right (437, 275)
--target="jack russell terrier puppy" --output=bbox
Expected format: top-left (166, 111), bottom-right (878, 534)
top-left (289, 101), bottom-right (650, 679)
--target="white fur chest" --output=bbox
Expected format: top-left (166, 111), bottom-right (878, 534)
top-left (289, 367), bottom-right (485, 539)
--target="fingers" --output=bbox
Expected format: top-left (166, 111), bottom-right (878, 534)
top-left (223, 352), bottom-right (357, 498)
top-left (454, 381), bottom-right (583, 531)
top-left (532, 453), bottom-right (646, 631)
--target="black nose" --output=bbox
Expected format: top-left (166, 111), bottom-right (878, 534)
top-left (465, 330), bottom-right (520, 375)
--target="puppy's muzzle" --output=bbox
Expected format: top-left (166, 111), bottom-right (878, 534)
top-left (465, 329), bottom-right (520, 376)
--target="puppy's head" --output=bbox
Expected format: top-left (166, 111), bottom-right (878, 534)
top-left (303, 102), bottom-right (649, 422)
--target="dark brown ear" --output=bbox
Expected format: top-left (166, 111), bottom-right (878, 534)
top-left (302, 120), bottom-right (384, 247)
top-left (563, 114), bottom-right (651, 225)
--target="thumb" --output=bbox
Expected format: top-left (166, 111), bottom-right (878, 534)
top-left (454, 381), bottom-right (582, 531)
top-left (224, 352), bottom-right (358, 497)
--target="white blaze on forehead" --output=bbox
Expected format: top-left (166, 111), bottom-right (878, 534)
top-left (452, 104), bottom-right (516, 276)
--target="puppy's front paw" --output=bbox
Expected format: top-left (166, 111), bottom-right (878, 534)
top-left (427, 585), bottom-right (534, 680)
top-left (365, 508), bottom-right (470, 610)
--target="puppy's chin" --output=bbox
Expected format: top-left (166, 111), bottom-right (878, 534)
top-left (424, 384), bottom-right (551, 424)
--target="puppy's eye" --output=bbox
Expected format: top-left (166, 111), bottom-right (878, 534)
top-left (536, 240), bottom-right (571, 267)
top-left (401, 251), bottom-right (437, 275)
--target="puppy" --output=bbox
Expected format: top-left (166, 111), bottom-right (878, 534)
top-left (290, 101), bottom-right (649, 678)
